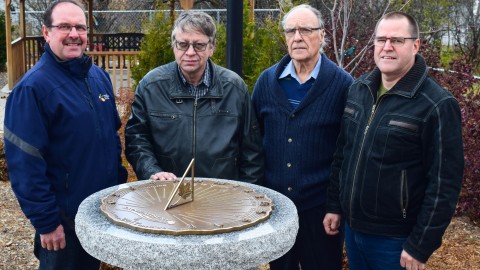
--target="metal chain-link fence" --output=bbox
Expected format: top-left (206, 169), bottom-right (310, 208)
top-left (11, 8), bottom-right (281, 38)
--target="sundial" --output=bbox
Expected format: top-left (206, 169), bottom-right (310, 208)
top-left (100, 159), bottom-right (273, 235)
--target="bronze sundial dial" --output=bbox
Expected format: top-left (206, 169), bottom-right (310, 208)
top-left (100, 160), bottom-right (273, 235)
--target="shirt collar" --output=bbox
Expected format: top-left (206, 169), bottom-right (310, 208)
top-left (279, 55), bottom-right (322, 83)
top-left (178, 61), bottom-right (211, 87)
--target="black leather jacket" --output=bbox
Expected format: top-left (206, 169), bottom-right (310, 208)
top-left (125, 60), bottom-right (263, 184)
top-left (327, 55), bottom-right (464, 263)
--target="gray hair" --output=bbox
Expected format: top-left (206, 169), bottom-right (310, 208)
top-left (171, 11), bottom-right (217, 46)
top-left (281, 4), bottom-right (324, 30)
top-left (281, 4), bottom-right (326, 52)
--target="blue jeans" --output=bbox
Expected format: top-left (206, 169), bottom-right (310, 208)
top-left (345, 222), bottom-right (406, 270)
top-left (34, 227), bottom-right (100, 270)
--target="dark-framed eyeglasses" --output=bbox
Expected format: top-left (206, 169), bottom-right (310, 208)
top-left (174, 40), bottom-right (210, 52)
top-left (283, 27), bottom-right (322, 37)
top-left (48, 24), bottom-right (88, 34)
top-left (374, 36), bottom-right (418, 47)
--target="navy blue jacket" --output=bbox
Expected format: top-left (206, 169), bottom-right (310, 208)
top-left (327, 55), bottom-right (464, 263)
top-left (252, 54), bottom-right (353, 211)
top-left (4, 44), bottom-right (127, 234)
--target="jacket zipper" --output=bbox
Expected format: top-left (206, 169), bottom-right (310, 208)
top-left (83, 78), bottom-right (94, 109)
top-left (192, 98), bottom-right (198, 161)
top-left (349, 86), bottom-right (381, 224)
top-left (400, 170), bottom-right (409, 218)
top-left (84, 78), bottom-right (100, 135)
top-left (348, 87), bottom-right (399, 223)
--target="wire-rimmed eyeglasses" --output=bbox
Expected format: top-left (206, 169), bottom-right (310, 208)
top-left (48, 24), bottom-right (88, 34)
top-left (284, 27), bottom-right (322, 38)
top-left (174, 40), bottom-right (210, 52)
top-left (374, 36), bottom-right (418, 47)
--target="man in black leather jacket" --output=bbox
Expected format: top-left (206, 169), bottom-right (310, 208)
top-left (323, 12), bottom-right (464, 270)
top-left (125, 11), bottom-right (263, 184)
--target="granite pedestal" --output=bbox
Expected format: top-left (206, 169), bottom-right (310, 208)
top-left (76, 179), bottom-right (299, 270)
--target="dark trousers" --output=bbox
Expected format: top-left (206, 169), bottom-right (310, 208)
top-left (269, 204), bottom-right (345, 270)
top-left (34, 228), bottom-right (100, 270)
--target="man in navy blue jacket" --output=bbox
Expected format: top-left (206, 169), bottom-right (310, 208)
top-left (252, 4), bottom-right (353, 270)
top-left (4, 1), bottom-right (127, 269)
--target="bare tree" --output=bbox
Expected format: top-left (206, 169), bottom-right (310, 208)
top-left (317, 0), bottom-right (405, 73)
top-left (449, 0), bottom-right (480, 65)
top-left (25, 0), bottom-right (51, 35)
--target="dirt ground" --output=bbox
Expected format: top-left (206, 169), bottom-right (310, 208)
top-left (1, 180), bottom-right (479, 270)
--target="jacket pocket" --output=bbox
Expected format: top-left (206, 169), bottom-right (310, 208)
top-left (360, 169), bottom-right (408, 220)
top-left (388, 119), bottom-right (418, 133)
top-left (342, 105), bottom-right (362, 146)
top-left (375, 116), bottom-right (422, 164)
top-left (149, 112), bottom-right (180, 120)
top-left (343, 105), bottom-right (357, 120)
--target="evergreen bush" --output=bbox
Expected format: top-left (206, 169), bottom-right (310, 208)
top-left (131, 3), bottom-right (174, 89)
top-left (0, 11), bottom-right (7, 72)
top-left (240, 1), bottom-right (286, 91)
top-left (132, 2), bottom-right (287, 92)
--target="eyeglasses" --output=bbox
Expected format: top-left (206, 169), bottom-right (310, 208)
top-left (374, 37), bottom-right (418, 47)
top-left (174, 40), bottom-right (210, 52)
top-left (284, 27), bottom-right (322, 37)
top-left (49, 24), bottom-right (88, 34)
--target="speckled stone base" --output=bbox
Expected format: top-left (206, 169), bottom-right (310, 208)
top-left (76, 178), bottom-right (299, 270)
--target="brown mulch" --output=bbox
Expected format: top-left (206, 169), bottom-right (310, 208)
top-left (1, 180), bottom-right (479, 270)
top-left (0, 181), bottom-right (39, 269)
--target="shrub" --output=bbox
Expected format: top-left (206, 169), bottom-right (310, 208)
top-left (211, 1), bottom-right (286, 91)
top-left (240, 1), bottom-right (286, 92)
top-left (0, 11), bottom-right (7, 71)
top-left (423, 44), bottom-right (480, 223)
top-left (132, 1), bottom-right (286, 92)
top-left (131, 3), bottom-right (174, 89)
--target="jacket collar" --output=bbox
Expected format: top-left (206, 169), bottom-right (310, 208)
top-left (44, 43), bottom-right (92, 78)
top-left (170, 59), bottom-right (222, 98)
top-left (361, 54), bottom-right (428, 98)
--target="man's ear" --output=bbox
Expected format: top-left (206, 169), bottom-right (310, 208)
top-left (42, 25), bottom-right (50, 43)
top-left (208, 43), bottom-right (215, 58)
top-left (413, 38), bottom-right (420, 55)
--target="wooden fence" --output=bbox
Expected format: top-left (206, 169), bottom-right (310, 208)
top-left (85, 51), bottom-right (140, 91)
top-left (9, 38), bottom-right (26, 88)
top-left (8, 34), bottom-right (142, 91)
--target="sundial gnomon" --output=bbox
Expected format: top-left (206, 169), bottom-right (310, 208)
top-left (100, 159), bottom-right (273, 235)
top-left (164, 158), bottom-right (195, 210)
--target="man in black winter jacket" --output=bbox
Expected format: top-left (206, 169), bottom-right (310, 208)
top-left (125, 11), bottom-right (263, 184)
top-left (323, 11), bottom-right (464, 270)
